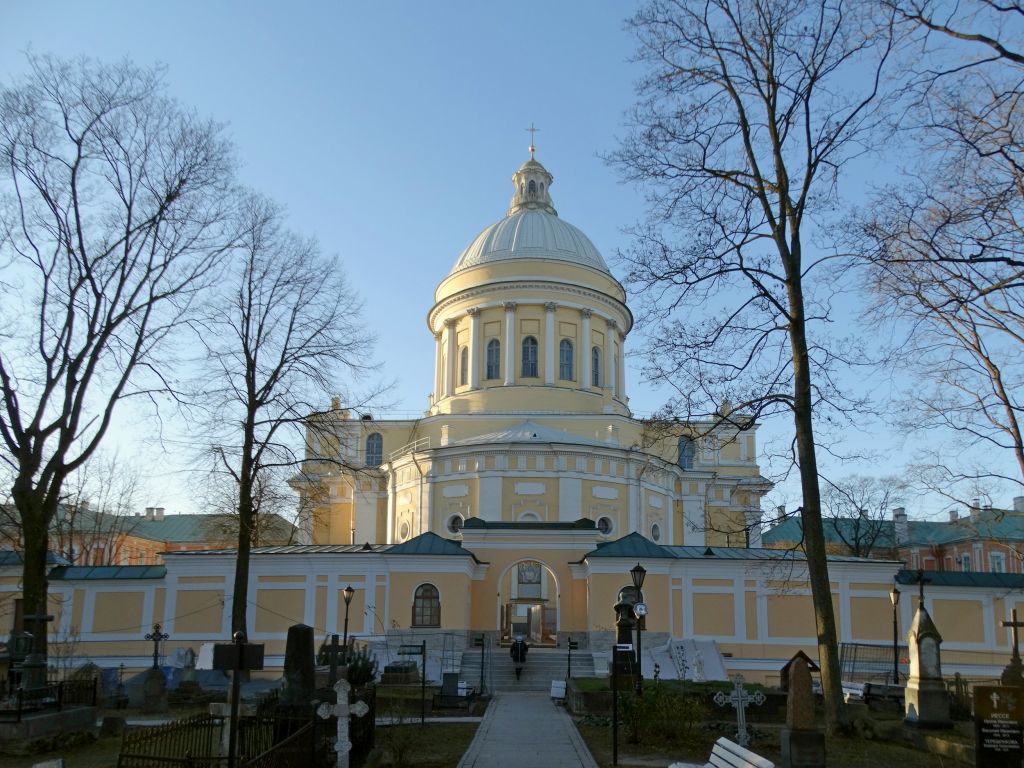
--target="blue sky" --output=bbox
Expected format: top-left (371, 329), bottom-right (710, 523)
top-left (2, 1), bottom-right (987, 518)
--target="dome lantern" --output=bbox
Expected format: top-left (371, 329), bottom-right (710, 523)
top-left (509, 155), bottom-right (557, 216)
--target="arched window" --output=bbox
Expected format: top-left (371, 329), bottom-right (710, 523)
top-left (678, 436), bottom-right (695, 470)
top-left (591, 346), bottom-right (602, 387)
top-left (486, 339), bottom-right (500, 379)
top-left (412, 583), bottom-right (440, 627)
top-left (365, 433), bottom-right (383, 467)
top-left (459, 346), bottom-right (469, 386)
top-left (559, 339), bottom-right (574, 380)
top-left (528, 179), bottom-right (537, 195)
top-left (521, 336), bottom-right (538, 377)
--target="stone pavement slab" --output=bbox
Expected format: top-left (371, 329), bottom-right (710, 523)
top-left (457, 691), bottom-right (598, 768)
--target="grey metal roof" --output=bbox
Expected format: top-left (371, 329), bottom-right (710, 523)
top-left (166, 532), bottom-right (477, 561)
top-left (49, 565), bottom-right (167, 580)
top-left (462, 518), bottom-right (596, 531)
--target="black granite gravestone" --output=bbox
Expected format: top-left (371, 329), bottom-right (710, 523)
top-left (975, 685), bottom-right (1024, 768)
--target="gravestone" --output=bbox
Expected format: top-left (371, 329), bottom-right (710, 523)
top-left (780, 656), bottom-right (824, 768)
top-left (282, 623), bottom-right (316, 705)
top-left (713, 674), bottom-right (765, 747)
top-left (903, 598), bottom-right (951, 728)
top-left (974, 686), bottom-right (1024, 768)
top-left (141, 667), bottom-right (168, 713)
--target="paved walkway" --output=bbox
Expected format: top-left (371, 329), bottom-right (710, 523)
top-left (457, 691), bottom-right (599, 768)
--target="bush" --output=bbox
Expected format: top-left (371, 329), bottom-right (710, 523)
top-left (342, 645), bottom-right (379, 688)
top-left (619, 682), bottom-right (705, 746)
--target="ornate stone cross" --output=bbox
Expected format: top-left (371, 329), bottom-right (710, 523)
top-left (713, 674), bottom-right (766, 746)
top-left (145, 622), bottom-right (169, 669)
top-left (324, 679), bottom-right (370, 768)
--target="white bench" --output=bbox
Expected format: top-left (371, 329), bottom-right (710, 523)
top-left (672, 736), bottom-right (773, 768)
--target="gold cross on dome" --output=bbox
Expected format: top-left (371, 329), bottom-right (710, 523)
top-left (526, 123), bottom-right (540, 158)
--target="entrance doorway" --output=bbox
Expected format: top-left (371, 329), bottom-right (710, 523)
top-left (499, 559), bottom-right (558, 646)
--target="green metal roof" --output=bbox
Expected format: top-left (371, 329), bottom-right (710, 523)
top-left (387, 531), bottom-right (477, 559)
top-left (49, 564), bottom-right (167, 580)
top-left (0, 550), bottom-right (70, 567)
top-left (895, 568), bottom-right (1024, 589)
top-left (588, 532), bottom-right (675, 559)
top-left (763, 510), bottom-right (1024, 550)
top-left (587, 533), bottom-right (890, 563)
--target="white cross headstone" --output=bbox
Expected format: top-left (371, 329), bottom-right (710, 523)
top-left (713, 674), bottom-right (766, 746)
top-left (331, 679), bottom-right (370, 768)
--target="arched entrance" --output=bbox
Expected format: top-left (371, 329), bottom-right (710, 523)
top-left (498, 559), bottom-right (559, 646)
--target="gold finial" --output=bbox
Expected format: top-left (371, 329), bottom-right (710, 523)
top-left (526, 123), bottom-right (540, 158)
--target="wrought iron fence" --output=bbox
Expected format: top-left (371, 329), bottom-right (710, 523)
top-left (117, 713), bottom-right (225, 768)
top-left (839, 642), bottom-right (908, 683)
top-left (0, 679), bottom-right (97, 722)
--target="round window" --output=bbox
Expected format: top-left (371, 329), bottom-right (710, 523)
top-left (447, 514), bottom-right (464, 534)
top-left (399, 521), bottom-right (410, 541)
top-left (597, 516), bottom-right (613, 536)
top-left (651, 523), bottom-right (662, 542)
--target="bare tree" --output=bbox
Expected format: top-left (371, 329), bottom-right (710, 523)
top-left (613, 0), bottom-right (902, 731)
top-left (0, 55), bottom-right (236, 654)
top-left (860, 2), bottom-right (1024, 498)
top-left (196, 463), bottom-right (320, 547)
top-left (821, 474), bottom-right (904, 557)
top-left (54, 451), bottom-right (143, 565)
top-left (196, 194), bottom-right (372, 636)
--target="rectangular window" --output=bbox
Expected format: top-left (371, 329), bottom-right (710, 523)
top-left (960, 554), bottom-right (971, 571)
top-left (485, 340), bottom-right (500, 379)
top-left (990, 552), bottom-right (1005, 573)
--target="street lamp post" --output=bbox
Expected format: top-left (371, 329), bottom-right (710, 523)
top-left (889, 585), bottom-right (901, 685)
top-left (342, 585), bottom-right (356, 651)
top-left (630, 562), bottom-right (647, 694)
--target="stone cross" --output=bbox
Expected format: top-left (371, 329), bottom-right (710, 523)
top-left (145, 622), bottom-right (169, 669)
top-left (325, 679), bottom-right (370, 768)
top-left (1001, 608), bottom-right (1024, 686)
top-left (1004, 609), bottom-right (1024, 661)
top-left (713, 674), bottom-right (766, 747)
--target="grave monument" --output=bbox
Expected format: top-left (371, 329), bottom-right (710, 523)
top-left (903, 579), bottom-right (950, 728)
top-left (780, 655), bottom-right (824, 768)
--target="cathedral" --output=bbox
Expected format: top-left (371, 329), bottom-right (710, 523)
top-left (1, 151), bottom-right (1015, 685)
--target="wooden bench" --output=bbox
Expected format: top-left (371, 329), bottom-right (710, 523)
top-left (702, 736), bottom-right (775, 768)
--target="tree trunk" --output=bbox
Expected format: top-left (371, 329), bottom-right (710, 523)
top-left (788, 288), bottom-right (848, 735)
top-left (12, 479), bottom-right (54, 658)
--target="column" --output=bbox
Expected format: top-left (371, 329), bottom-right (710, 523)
top-left (445, 318), bottom-right (457, 396)
top-left (616, 329), bottom-right (626, 400)
top-left (580, 309), bottom-right (591, 390)
top-left (433, 331), bottom-right (443, 401)
top-left (544, 302), bottom-right (556, 385)
top-left (504, 302), bottom-right (517, 386)
top-left (468, 307), bottom-right (481, 390)
top-left (605, 319), bottom-right (617, 395)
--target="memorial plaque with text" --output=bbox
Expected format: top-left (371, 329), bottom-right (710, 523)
top-left (975, 685), bottom-right (1024, 768)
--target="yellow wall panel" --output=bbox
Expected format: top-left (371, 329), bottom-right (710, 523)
top-left (255, 589), bottom-right (305, 633)
top-left (767, 595), bottom-right (816, 639)
top-left (94, 592), bottom-right (144, 633)
top-left (933, 600), bottom-right (985, 643)
top-left (850, 597), bottom-right (890, 642)
top-left (693, 593), bottom-right (734, 637)
top-left (175, 590), bottom-right (223, 634)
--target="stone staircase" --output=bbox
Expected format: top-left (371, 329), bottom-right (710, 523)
top-left (458, 646), bottom-right (596, 693)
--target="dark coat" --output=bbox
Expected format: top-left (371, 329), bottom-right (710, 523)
top-left (510, 640), bottom-right (528, 664)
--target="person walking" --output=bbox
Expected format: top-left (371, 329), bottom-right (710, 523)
top-left (510, 635), bottom-right (529, 680)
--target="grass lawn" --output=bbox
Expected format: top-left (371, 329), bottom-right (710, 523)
top-left (575, 719), bottom-right (971, 768)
